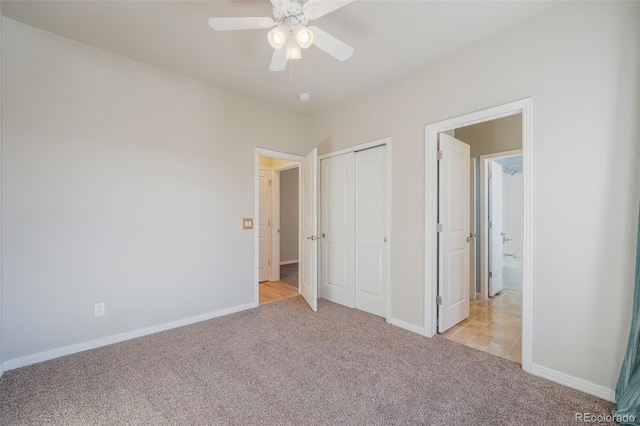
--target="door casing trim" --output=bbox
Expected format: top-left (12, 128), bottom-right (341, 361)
top-left (424, 98), bottom-right (533, 373)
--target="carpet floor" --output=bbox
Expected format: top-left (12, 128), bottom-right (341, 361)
top-left (279, 263), bottom-right (298, 289)
top-left (0, 297), bottom-right (615, 425)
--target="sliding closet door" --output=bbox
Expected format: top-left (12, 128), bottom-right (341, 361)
top-left (320, 153), bottom-right (355, 308)
top-left (355, 146), bottom-right (387, 317)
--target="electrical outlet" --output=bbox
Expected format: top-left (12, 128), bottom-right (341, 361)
top-left (95, 303), bottom-right (105, 317)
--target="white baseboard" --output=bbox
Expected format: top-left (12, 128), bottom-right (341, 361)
top-left (387, 317), bottom-right (427, 336)
top-left (2, 301), bottom-right (257, 373)
top-left (280, 259), bottom-right (299, 265)
top-left (530, 363), bottom-right (615, 402)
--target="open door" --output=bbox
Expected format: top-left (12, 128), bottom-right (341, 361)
top-left (300, 148), bottom-right (318, 311)
top-left (438, 133), bottom-right (471, 333)
top-left (488, 160), bottom-right (504, 297)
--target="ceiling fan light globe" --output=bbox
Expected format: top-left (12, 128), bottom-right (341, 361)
top-left (285, 37), bottom-right (302, 60)
top-left (268, 26), bottom-right (287, 49)
top-left (296, 26), bottom-right (314, 49)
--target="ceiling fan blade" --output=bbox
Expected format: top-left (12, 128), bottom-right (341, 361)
top-left (269, 48), bottom-right (288, 72)
top-left (308, 26), bottom-right (353, 62)
top-left (270, 0), bottom-right (291, 9)
top-left (208, 17), bottom-right (275, 31)
top-left (303, 0), bottom-right (354, 20)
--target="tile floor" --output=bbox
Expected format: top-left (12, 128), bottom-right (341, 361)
top-left (440, 289), bottom-right (522, 363)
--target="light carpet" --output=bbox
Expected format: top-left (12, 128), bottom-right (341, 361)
top-left (0, 297), bottom-right (615, 425)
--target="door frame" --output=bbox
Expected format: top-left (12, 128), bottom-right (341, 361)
top-left (479, 150), bottom-right (522, 300)
top-left (424, 98), bottom-right (533, 372)
top-left (254, 148), bottom-right (304, 306)
top-left (470, 158), bottom-right (477, 301)
top-left (318, 137), bottom-right (392, 319)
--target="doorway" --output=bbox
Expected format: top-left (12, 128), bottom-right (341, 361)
top-left (440, 144), bottom-right (524, 363)
top-left (424, 99), bottom-right (532, 371)
top-left (256, 151), bottom-right (301, 306)
top-left (254, 148), bottom-right (319, 311)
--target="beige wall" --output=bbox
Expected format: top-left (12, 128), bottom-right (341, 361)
top-left (309, 1), bottom-right (639, 392)
top-left (279, 168), bottom-right (299, 263)
top-left (2, 18), bottom-right (311, 361)
top-left (455, 114), bottom-right (522, 159)
top-left (259, 156), bottom-right (296, 169)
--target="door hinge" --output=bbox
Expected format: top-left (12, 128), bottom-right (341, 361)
top-left (436, 150), bottom-right (443, 160)
top-left (268, 219), bottom-right (271, 226)
top-left (436, 295), bottom-right (443, 305)
top-left (436, 223), bottom-right (443, 232)
top-left (488, 171), bottom-right (492, 179)
top-left (489, 221), bottom-right (492, 228)
top-left (489, 271), bottom-right (493, 278)
top-left (269, 179), bottom-right (272, 186)
top-left (268, 260), bottom-right (271, 266)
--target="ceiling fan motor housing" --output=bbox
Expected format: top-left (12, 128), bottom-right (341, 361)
top-left (273, 1), bottom-right (309, 26)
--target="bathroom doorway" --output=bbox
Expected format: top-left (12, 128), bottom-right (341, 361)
top-left (435, 114), bottom-right (524, 364)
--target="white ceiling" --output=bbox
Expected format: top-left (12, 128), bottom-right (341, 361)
top-left (2, 1), bottom-right (560, 115)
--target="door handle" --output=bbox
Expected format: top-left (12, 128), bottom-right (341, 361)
top-left (306, 235), bottom-right (318, 241)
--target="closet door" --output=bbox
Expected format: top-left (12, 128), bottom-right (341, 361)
top-left (320, 153), bottom-right (355, 307)
top-left (355, 146), bottom-right (387, 317)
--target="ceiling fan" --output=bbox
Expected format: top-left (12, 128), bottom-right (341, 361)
top-left (208, 0), bottom-right (354, 72)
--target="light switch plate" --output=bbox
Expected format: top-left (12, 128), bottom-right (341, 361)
top-left (243, 218), bottom-right (253, 229)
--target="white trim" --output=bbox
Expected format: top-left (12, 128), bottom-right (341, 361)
top-left (424, 98), bottom-right (533, 375)
top-left (387, 317), bottom-right (427, 336)
top-left (280, 259), bottom-right (299, 265)
top-left (255, 149), bottom-right (304, 305)
top-left (318, 138), bottom-right (389, 160)
top-left (271, 168), bottom-right (279, 281)
top-left (530, 364), bottom-right (615, 402)
top-left (318, 137), bottom-right (392, 320)
top-left (470, 158), bottom-right (477, 300)
top-left (1, 301), bottom-right (256, 373)
top-left (0, 362), bottom-right (5, 378)
top-left (479, 150), bottom-right (522, 300)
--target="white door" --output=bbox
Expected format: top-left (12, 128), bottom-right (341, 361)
top-left (489, 160), bottom-right (504, 297)
top-left (300, 149), bottom-right (319, 311)
top-left (355, 146), bottom-right (387, 317)
top-left (470, 159), bottom-right (477, 300)
top-left (438, 133), bottom-right (470, 333)
top-left (258, 168), bottom-right (271, 282)
top-left (321, 153), bottom-right (355, 307)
